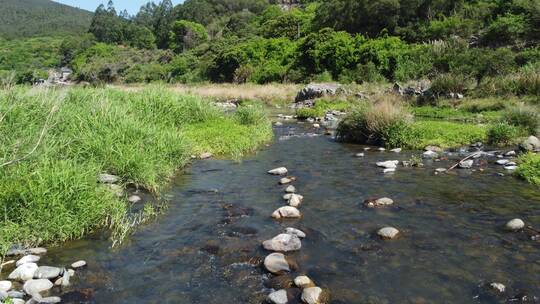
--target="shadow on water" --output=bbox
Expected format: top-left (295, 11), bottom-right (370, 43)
top-left (14, 122), bottom-right (540, 303)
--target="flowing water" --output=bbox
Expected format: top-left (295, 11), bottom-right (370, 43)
top-left (12, 122), bottom-right (540, 303)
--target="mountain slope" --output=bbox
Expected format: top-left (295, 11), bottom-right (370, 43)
top-left (0, 0), bottom-right (93, 39)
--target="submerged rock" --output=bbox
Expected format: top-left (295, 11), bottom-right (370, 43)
top-left (505, 218), bottom-right (525, 231)
top-left (269, 167), bottom-right (288, 175)
top-left (263, 233), bottom-right (302, 252)
top-left (301, 287), bottom-right (330, 304)
top-left (383, 168), bottom-right (396, 174)
top-left (376, 160), bottom-right (399, 169)
top-left (268, 289), bottom-right (288, 304)
top-left (496, 159), bottom-right (510, 165)
top-left (285, 227), bottom-right (306, 238)
top-left (422, 150), bottom-right (438, 158)
top-left (272, 206), bottom-right (301, 219)
top-left (490, 282), bottom-right (506, 293)
top-left (9, 263), bottom-right (38, 281)
top-left (364, 197), bottom-right (394, 208)
top-left (264, 253), bottom-right (296, 274)
top-left (128, 195), bottom-right (142, 203)
top-left (265, 275), bottom-right (295, 290)
top-left (377, 227), bottom-right (400, 240)
top-left (71, 260), bottom-right (87, 269)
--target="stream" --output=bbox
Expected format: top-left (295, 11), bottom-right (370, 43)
top-left (16, 121), bottom-right (540, 303)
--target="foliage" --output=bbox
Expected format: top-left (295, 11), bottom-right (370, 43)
top-left (0, 86), bottom-right (272, 251)
top-left (487, 122), bottom-right (520, 145)
top-left (502, 104), bottom-right (540, 135)
top-left (296, 99), bottom-right (354, 119)
top-left (516, 153), bottom-right (540, 186)
top-left (430, 74), bottom-right (474, 95)
top-left (170, 20), bottom-right (209, 52)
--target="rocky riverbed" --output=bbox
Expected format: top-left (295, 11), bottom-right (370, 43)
top-left (3, 119), bottom-right (539, 303)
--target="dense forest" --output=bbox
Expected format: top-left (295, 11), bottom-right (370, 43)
top-left (0, 0), bottom-right (92, 39)
top-left (1, 0), bottom-right (539, 95)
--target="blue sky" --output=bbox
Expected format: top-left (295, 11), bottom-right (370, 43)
top-left (54, 1), bottom-right (183, 15)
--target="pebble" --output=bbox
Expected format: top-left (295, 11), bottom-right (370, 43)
top-left (16, 255), bottom-right (40, 266)
top-left (128, 195), bottom-right (142, 203)
top-left (490, 282), bottom-right (506, 293)
top-left (505, 218), bottom-right (525, 231)
top-left (200, 152), bottom-right (213, 159)
top-left (285, 185), bottom-right (296, 193)
top-left (390, 148), bottom-right (402, 153)
top-left (435, 168), bottom-right (447, 173)
top-left (459, 160), bottom-right (474, 169)
top-left (263, 233), bottom-right (302, 252)
top-left (505, 151), bottom-right (516, 156)
top-left (268, 167), bottom-right (288, 175)
top-left (268, 289), bottom-right (288, 304)
top-left (0, 281), bottom-right (11, 292)
top-left (313, 123), bottom-right (320, 128)
top-left (504, 165), bottom-right (518, 170)
top-left (288, 194), bottom-right (302, 207)
top-left (27, 248), bottom-right (47, 255)
top-left (355, 153), bottom-right (365, 157)
top-left (280, 177), bottom-right (294, 185)
top-left (376, 160), bottom-right (399, 169)
top-left (364, 197), bottom-right (394, 208)
top-left (294, 276), bottom-right (315, 289)
top-left (97, 173), bottom-right (120, 184)
top-left (34, 266), bottom-right (61, 279)
top-left (9, 263), bottom-right (38, 281)
top-left (496, 159), bottom-right (510, 165)
top-left (285, 227), bottom-right (306, 238)
top-left (377, 227), bottom-right (400, 240)
top-left (71, 260), bottom-right (87, 269)
top-left (422, 150), bottom-right (438, 158)
top-left (272, 206), bottom-right (301, 219)
top-left (264, 253), bottom-right (293, 274)
top-left (23, 279), bottom-right (53, 295)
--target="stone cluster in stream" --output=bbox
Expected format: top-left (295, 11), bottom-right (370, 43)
top-left (0, 248), bottom-right (86, 304)
top-left (265, 167), bottom-right (330, 304)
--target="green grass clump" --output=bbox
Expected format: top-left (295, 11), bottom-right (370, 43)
top-left (0, 86), bottom-right (272, 252)
top-left (412, 106), bottom-right (501, 123)
top-left (516, 153), bottom-right (540, 185)
top-left (408, 121), bottom-right (487, 149)
top-left (502, 104), bottom-right (540, 135)
top-left (296, 100), bottom-right (355, 119)
top-left (487, 122), bottom-right (521, 146)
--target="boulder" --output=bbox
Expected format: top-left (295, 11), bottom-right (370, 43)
top-left (16, 255), bottom-right (40, 266)
top-left (34, 266), bottom-right (61, 279)
top-left (519, 136), bottom-right (540, 152)
top-left (128, 195), bottom-right (142, 203)
top-left (505, 218), bottom-right (525, 231)
top-left (268, 289), bottom-right (288, 304)
top-left (269, 167), bottom-right (288, 175)
top-left (295, 83), bottom-right (343, 103)
top-left (280, 177), bottom-right (294, 185)
top-left (285, 227), bottom-right (306, 238)
top-left (294, 276), bottom-right (316, 289)
top-left (264, 253), bottom-right (295, 274)
top-left (9, 263), bottom-right (38, 281)
top-left (301, 287), bottom-right (330, 304)
top-left (377, 227), bottom-right (400, 240)
top-left (283, 193), bottom-right (303, 201)
top-left (288, 194), bottom-right (303, 207)
top-left (0, 291), bottom-right (6, 301)
top-left (23, 279), bottom-right (53, 295)
top-left (285, 185), bottom-right (296, 193)
top-left (272, 206), bottom-right (301, 219)
top-left (0, 281), bottom-right (11, 292)
top-left (376, 160), bottom-right (399, 169)
top-left (263, 233), bottom-right (302, 252)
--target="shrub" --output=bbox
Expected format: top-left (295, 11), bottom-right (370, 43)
top-left (458, 98), bottom-right (511, 113)
top-left (487, 122), bottom-right (520, 145)
top-left (516, 153), bottom-right (540, 185)
top-left (502, 104), bottom-right (540, 135)
top-left (430, 73), bottom-right (474, 95)
top-left (336, 99), bottom-right (414, 147)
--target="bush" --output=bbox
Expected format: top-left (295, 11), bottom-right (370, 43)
top-left (336, 99), bottom-right (414, 147)
top-left (430, 73), bottom-right (474, 95)
top-left (458, 98), bottom-right (511, 113)
top-left (487, 122), bottom-right (520, 145)
top-left (502, 104), bottom-right (540, 135)
top-left (516, 153), bottom-right (540, 185)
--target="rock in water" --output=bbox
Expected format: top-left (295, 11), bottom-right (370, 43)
top-left (505, 218), bottom-right (525, 231)
top-left (519, 136), bottom-right (540, 152)
top-left (264, 253), bottom-right (293, 274)
top-left (364, 197), bottom-right (394, 208)
top-left (34, 266), bottom-right (61, 279)
top-left (490, 282), bottom-right (506, 293)
top-left (71, 260), bottom-right (87, 269)
top-left (422, 150), bottom-right (438, 158)
top-left (295, 83), bottom-right (342, 102)
top-left (288, 194), bottom-right (302, 207)
top-left (23, 279), bottom-right (53, 295)
top-left (268, 167), bottom-right (288, 175)
top-left (16, 255), bottom-right (40, 266)
top-left (283, 193), bottom-right (303, 201)
top-left (263, 234), bottom-right (302, 252)
top-left (280, 177), bottom-right (293, 185)
top-left (496, 159), bottom-right (510, 165)
top-left (294, 276), bottom-right (316, 289)
top-left (200, 152), bottom-right (212, 159)
top-left (458, 160), bottom-right (474, 169)
top-left (268, 289), bottom-right (288, 304)
top-left (128, 195), bottom-right (142, 203)
top-left (301, 287), bottom-right (330, 304)
top-left (285, 227), bottom-right (306, 238)
top-left (9, 263), bottom-right (38, 281)
top-left (377, 227), bottom-right (400, 240)
top-left (0, 281), bottom-right (12, 292)
top-left (97, 173), bottom-right (120, 184)
top-left (376, 160), bottom-right (399, 169)
top-left (36, 296), bottom-right (62, 303)
top-left (285, 185), bottom-right (296, 193)
top-left (390, 148), bottom-right (402, 153)
top-left (272, 206), bottom-right (301, 219)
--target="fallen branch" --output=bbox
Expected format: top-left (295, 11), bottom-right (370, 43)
top-left (447, 151), bottom-right (482, 172)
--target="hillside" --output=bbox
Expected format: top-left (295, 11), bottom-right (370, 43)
top-left (0, 0), bottom-right (93, 39)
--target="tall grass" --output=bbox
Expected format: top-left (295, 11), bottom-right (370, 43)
top-left (502, 104), bottom-right (540, 135)
top-left (0, 86), bottom-right (272, 252)
top-left (516, 153), bottom-right (540, 186)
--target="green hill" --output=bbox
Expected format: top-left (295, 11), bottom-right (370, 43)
top-left (0, 0), bottom-right (93, 39)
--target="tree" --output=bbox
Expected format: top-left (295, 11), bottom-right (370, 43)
top-left (170, 20), bottom-right (209, 52)
top-left (123, 24), bottom-right (156, 49)
top-left (89, 3), bottom-right (124, 43)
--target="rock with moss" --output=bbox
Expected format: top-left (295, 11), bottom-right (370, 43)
top-left (519, 136), bottom-right (540, 152)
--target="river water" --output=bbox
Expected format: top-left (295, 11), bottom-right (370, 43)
top-left (24, 122), bottom-right (540, 303)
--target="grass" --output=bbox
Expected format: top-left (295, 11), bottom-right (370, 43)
top-left (0, 86), bottom-right (272, 253)
top-left (408, 120), bottom-right (487, 149)
top-left (516, 153), bottom-right (540, 186)
top-left (412, 106), bottom-right (501, 123)
top-left (296, 99), bottom-right (356, 119)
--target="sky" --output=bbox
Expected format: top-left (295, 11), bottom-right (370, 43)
top-left (53, 0), bottom-right (184, 15)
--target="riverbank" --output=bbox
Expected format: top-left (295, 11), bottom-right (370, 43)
top-left (0, 86), bottom-right (273, 254)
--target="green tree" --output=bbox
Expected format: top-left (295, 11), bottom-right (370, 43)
top-left (170, 20), bottom-right (209, 52)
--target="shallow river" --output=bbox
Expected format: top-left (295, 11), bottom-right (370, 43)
top-left (35, 122), bottom-right (540, 303)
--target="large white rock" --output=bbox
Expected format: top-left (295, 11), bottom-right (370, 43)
top-left (0, 281), bottom-right (12, 292)
top-left (283, 193), bottom-right (303, 201)
top-left (505, 218), bottom-right (525, 231)
top-left (288, 194), bottom-right (303, 207)
top-left (422, 150), bottom-right (438, 158)
top-left (23, 279), bottom-right (53, 296)
top-left (264, 253), bottom-right (291, 274)
top-left (267, 289), bottom-right (288, 304)
top-left (302, 287), bottom-right (328, 304)
top-left (364, 197), bottom-right (394, 208)
top-left (8, 263), bottom-right (38, 281)
top-left (294, 276), bottom-right (315, 289)
top-left (272, 206), bottom-right (301, 219)
top-left (377, 227), bottom-right (400, 240)
top-left (268, 167), bottom-right (288, 175)
top-left (34, 266), bottom-right (61, 279)
top-left (496, 159), bottom-right (510, 165)
top-left (16, 255), bottom-right (40, 266)
top-left (285, 185), bottom-right (296, 193)
top-left (285, 227), bottom-right (306, 238)
top-left (376, 160), bottom-right (399, 169)
top-left (263, 234), bottom-right (302, 252)
top-left (71, 260), bottom-right (87, 269)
